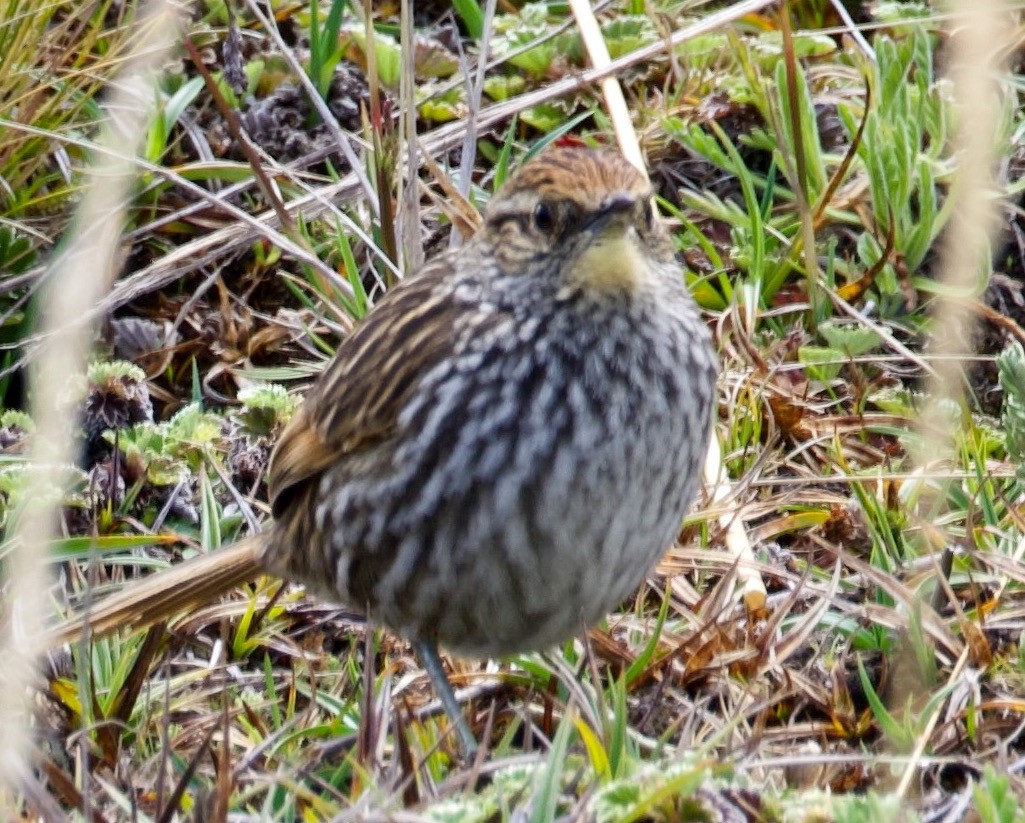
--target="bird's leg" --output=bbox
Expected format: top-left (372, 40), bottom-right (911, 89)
top-left (414, 640), bottom-right (478, 756)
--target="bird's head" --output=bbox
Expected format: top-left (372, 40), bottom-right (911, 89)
top-left (480, 148), bottom-right (674, 296)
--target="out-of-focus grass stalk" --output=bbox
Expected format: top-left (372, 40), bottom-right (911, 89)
top-left (0, 0), bottom-right (179, 804)
top-left (918, 2), bottom-right (1010, 452)
top-left (898, 0), bottom-right (1012, 799)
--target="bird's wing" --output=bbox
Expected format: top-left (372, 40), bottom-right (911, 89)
top-left (267, 254), bottom-right (462, 516)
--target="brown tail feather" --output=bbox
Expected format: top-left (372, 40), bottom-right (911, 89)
top-left (50, 536), bottom-right (267, 647)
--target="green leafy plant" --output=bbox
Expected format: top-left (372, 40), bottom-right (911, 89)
top-left (235, 383), bottom-right (300, 436)
top-left (453, 0), bottom-right (484, 40)
top-left (308, 0), bottom-right (350, 101)
top-left (855, 654), bottom-right (950, 752)
top-left (838, 29), bottom-right (953, 310)
top-left (111, 402), bottom-right (222, 487)
top-left (799, 319), bottom-right (883, 381)
top-left (832, 792), bottom-right (909, 823)
top-left (998, 341), bottom-right (1025, 476)
top-left (493, 3), bottom-right (562, 78)
top-left (975, 766), bottom-right (1025, 823)
top-left (143, 76), bottom-right (204, 164)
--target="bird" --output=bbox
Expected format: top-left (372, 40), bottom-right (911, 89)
top-left (53, 147), bottom-right (719, 754)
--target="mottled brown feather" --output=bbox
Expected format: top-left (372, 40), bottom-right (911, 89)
top-left (267, 255), bottom-right (460, 516)
top-left (54, 260), bottom-right (465, 647)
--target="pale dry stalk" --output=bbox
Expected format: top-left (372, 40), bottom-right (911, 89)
top-left (0, 0), bottom-right (180, 805)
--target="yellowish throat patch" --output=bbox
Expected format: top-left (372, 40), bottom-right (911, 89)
top-left (569, 230), bottom-right (651, 294)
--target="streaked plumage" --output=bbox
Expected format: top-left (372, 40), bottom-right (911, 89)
top-left (54, 148), bottom-right (718, 724)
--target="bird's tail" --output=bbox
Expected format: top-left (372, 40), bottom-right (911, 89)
top-left (50, 535), bottom-right (267, 647)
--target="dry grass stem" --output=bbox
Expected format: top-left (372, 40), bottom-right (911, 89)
top-left (703, 437), bottom-right (768, 611)
top-left (398, 0), bottom-right (423, 273)
top-left (0, 0), bottom-right (180, 803)
top-left (568, 0), bottom-right (644, 172)
top-left (918, 0), bottom-right (1011, 445)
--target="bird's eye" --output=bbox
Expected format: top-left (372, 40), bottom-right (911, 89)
top-left (642, 199), bottom-right (657, 230)
top-left (533, 201), bottom-right (555, 234)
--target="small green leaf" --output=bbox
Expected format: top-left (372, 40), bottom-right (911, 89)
top-left (520, 100), bottom-right (577, 133)
top-left (798, 346), bottom-right (843, 381)
top-left (818, 321), bottom-right (882, 357)
top-left (483, 74), bottom-right (526, 102)
top-left (452, 0), bottom-right (484, 39)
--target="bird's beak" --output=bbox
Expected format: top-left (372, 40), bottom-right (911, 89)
top-left (565, 192), bottom-right (653, 294)
top-left (585, 193), bottom-right (639, 234)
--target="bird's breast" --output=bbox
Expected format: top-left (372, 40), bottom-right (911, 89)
top-left (287, 296), bottom-right (716, 657)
